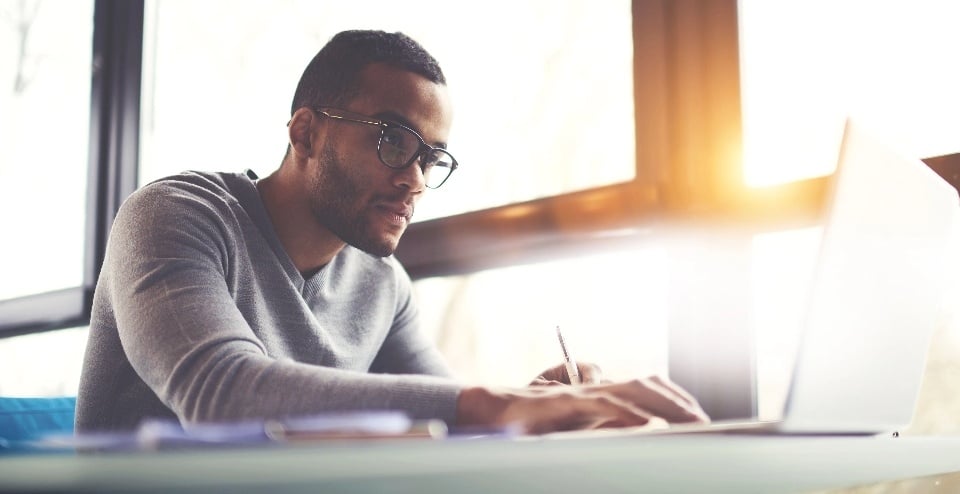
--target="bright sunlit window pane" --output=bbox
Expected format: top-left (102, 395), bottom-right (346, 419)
top-left (0, 0), bottom-right (93, 300)
top-left (139, 0), bottom-right (635, 221)
top-left (739, 0), bottom-right (960, 187)
top-left (0, 326), bottom-right (88, 396)
top-left (740, 0), bottom-right (960, 421)
top-left (415, 246), bottom-right (669, 386)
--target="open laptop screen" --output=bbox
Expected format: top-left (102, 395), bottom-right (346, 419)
top-left (781, 119), bottom-right (960, 433)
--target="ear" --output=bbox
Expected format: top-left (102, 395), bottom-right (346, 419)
top-left (287, 107), bottom-right (317, 159)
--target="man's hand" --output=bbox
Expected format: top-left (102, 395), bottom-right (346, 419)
top-left (457, 376), bottom-right (710, 435)
top-left (530, 362), bottom-right (605, 386)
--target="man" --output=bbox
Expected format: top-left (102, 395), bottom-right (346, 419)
top-left (76, 30), bottom-right (707, 434)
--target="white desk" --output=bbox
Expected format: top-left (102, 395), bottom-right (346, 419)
top-left (2, 434), bottom-right (960, 493)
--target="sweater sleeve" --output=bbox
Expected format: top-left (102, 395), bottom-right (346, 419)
top-left (104, 181), bottom-right (462, 425)
top-left (369, 261), bottom-right (455, 378)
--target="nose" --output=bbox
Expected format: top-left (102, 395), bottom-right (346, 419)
top-left (392, 155), bottom-right (427, 192)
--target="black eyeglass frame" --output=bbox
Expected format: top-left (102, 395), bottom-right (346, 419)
top-left (312, 106), bottom-right (458, 189)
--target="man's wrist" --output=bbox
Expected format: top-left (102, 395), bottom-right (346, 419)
top-left (455, 386), bottom-right (508, 426)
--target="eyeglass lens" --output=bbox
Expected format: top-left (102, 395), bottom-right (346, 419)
top-left (380, 126), bottom-right (455, 188)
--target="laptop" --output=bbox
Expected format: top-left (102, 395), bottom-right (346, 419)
top-left (569, 118), bottom-right (960, 438)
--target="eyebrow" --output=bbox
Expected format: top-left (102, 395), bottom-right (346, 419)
top-left (373, 110), bottom-right (448, 149)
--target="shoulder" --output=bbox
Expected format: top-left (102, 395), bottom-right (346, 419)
top-left (118, 171), bottom-right (252, 224)
top-left (128, 171), bottom-right (247, 209)
top-left (111, 171), bottom-right (256, 247)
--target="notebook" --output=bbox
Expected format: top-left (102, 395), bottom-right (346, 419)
top-left (604, 118), bottom-right (958, 437)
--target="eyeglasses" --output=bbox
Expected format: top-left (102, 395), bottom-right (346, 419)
top-left (313, 106), bottom-right (458, 189)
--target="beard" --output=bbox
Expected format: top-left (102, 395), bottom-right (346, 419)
top-left (308, 144), bottom-right (402, 257)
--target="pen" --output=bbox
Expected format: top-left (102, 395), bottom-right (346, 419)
top-left (555, 325), bottom-right (582, 385)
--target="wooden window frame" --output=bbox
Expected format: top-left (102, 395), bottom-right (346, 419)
top-left (395, 0), bottom-right (827, 280)
top-left (1, 0), bottom-right (828, 338)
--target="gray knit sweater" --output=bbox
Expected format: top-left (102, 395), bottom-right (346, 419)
top-left (76, 171), bottom-right (461, 432)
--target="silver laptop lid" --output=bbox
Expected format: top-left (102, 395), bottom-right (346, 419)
top-left (781, 118), bottom-right (959, 433)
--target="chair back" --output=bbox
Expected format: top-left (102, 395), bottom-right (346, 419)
top-left (0, 396), bottom-right (76, 453)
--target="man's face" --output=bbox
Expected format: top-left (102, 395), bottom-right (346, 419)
top-left (307, 63), bottom-right (453, 257)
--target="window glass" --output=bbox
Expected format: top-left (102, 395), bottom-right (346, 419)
top-left (0, 0), bottom-right (93, 300)
top-left (739, 0), bottom-right (960, 187)
top-left (739, 0), bottom-right (960, 420)
top-left (0, 326), bottom-right (88, 396)
top-left (139, 0), bottom-right (635, 221)
top-left (415, 246), bottom-right (669, 386)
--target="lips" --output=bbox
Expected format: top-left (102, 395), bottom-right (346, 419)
top-left (375, 201), bottom-right (414, 226)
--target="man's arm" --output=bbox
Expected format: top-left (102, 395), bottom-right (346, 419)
top-left (103, 180), bottom-right (461, 424)
top-left (368, 258), bottom-right (454, 378)
top-left (99, 178), bottom-right (707, 434)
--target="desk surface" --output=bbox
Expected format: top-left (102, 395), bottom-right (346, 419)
top-left (2, 433), bottom-right (960, 493)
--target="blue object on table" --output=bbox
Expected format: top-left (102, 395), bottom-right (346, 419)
top-left (0, 396), bottom-right (76, 453)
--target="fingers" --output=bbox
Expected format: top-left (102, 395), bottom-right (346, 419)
top-left (648, 376), bottom-right (710, 423)
top-left (647, 375), bottom-right (708, 420)
top-left (532, 362), bottom-right (605, 386)
top-left (599, 377), bottom-right (710, 424)
top-left (576, 363), bottom-right (604, 384)
top-left (527, 369), bottom-right (709, 425)
top-left (529, 366), bottom-right (564, 385)
top-left (517, 392), bottom-right (657, 435)
top-left (530, 376), bottom-right (564, 387)
top-left (458, 382), bottom-right (701, 436)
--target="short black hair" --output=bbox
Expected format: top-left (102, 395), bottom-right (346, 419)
top-left (290, 30), bottom-right (446, 115)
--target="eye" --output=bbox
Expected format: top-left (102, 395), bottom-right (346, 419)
top-left (381, 126), bottom-right (415, 151)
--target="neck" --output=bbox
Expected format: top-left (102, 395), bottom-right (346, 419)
top-left (255, 167), bottom-right (345, 275)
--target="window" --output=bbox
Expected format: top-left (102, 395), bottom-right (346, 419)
top-left (0, 326), bottom-right (88, 396)
top-left (739, 0), bottom-right (960, 187)
top-left (0, 0), bottom-right (94, 301)
top-left (739, 0), bottom-right (960, 420)
top-left (6, 1), bottom-right (955, 431)
top-left (3, 0), bottom-right (731, 405)
top-left (139, 0), bottom-right (635, 222)
top-left (135, 0), bottom-right (693, 411)
top-left (0, 0), bottom-right (142, 395)
top-left (416, 245), bottom-right (670, 386)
